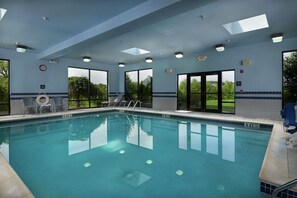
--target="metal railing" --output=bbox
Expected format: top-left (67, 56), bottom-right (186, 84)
top-left (126, 100), bottom-right (141, 110)
top-left (272, 178), bottom-right (297, 197)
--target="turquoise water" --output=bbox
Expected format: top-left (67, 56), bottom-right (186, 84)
top-left (0, 112), bottom-right (271, 198)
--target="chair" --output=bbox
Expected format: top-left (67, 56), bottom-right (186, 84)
top-left (22, 97), bottom-right (37, 115)
top-left (281, 103), bottom-right (297, 134)
top-left (52, 97), bottom-right (67, 112)
top-left (101, 94), bottom-right (124, 107)
top-left (281, 103), bottom-right (297, 148)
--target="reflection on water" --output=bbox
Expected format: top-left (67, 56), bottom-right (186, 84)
top-left (178, 122), bottom-right (235, 162)
top-left (0, 113), bottom-right (270, 197)
top-left (0, 115), bottom-right (237, 162)
top-left (68, 116), bottom-right (108, 155)
top-left (126, 115), bottom-right (153, 150)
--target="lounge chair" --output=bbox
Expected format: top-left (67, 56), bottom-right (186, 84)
top-left (281, 103), bottom-right (297, 134)
top-left (101, 94), bottom-right (124, 107)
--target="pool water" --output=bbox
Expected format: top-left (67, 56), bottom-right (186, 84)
top-left (0, 112), bottom-right (271, 198)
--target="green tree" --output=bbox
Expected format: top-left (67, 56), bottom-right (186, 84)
top-left (222, 81), bottom-right (235, 101)
top-left (68, 76), bottom-right (89, 107)
top-left (0, 60), bottom-right (9, 114)
top-left (178, 79), bottom-right (187, 109)
top-left (0, 60), bottom-right (8, 78)
top-left (283, 51), bottom-right (297, 103)
top-left (125, 73), bottom-right (138, 101)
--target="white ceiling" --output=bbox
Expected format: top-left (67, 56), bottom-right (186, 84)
top-left (1, 0), bottom-right (297, 66)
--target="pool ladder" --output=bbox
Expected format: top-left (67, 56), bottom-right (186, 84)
top-left (272, 178), bottom-right (297, 197)
top-left (126, 100), bottom-right (141, 110)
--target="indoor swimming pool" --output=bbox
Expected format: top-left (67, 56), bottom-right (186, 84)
top-left (0, 111), bottom-right (272, 197)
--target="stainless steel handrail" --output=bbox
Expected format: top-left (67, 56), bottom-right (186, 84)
top-left (272, 178), bottom-right (297, 197)
top-left (133, 100), bottom-right (141, 110)
top-left (126, 100), bottom-right (134, 109)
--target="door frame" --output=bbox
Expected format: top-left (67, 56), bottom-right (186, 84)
top-left (187, 71), bottom-right (221, 112)
top-left (177, 69), bottom-right (234, 114)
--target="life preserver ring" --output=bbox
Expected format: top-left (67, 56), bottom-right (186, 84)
top-left (36, 94), bottom-right (49, 106)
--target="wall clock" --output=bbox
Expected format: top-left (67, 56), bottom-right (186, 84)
top-left (39, 64), bottom-right (47, 71)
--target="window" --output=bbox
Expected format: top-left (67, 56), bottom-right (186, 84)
top-left (0, 59), bottom-right (9, 116)
top-left (283, 50), bottom-right (297, 104)
top-left (177, 70), bottom-right (235, 114)
top-left (177, 75), bottom-right (187, 110)
top-left (125, 69), bottom-right (152, 108)
top-left (68, 67), bottom-right (107, 109)
top-left (222, 71), bottom-right (235, 113)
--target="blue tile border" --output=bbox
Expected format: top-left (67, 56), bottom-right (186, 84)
top-left (235, 91), bottom-right (281, 94)
top-left (152, 92), bottom-right (177, 98)
top-left (236, 96), bottom-right (282, 100)
top-left (260, 181), bottom-right (297, 198)
top-left (11, 92), bottom-right (68, 95)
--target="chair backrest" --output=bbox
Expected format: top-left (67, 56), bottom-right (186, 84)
top-left (283, 103), bottom-right (297, 125)
top-left (23, 97), bottom-right (34, 106)
top-left (53, 97), bottom-right (63, 105)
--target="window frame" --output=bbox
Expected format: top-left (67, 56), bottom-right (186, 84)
top-left (124, 68), bottom-right (153, 108)
top-left (177, 69), bottom-right (235, 114)
top-left (68, 66), bottom-right (108, 110)
top-left (0, 59), bottom-right (10, 116)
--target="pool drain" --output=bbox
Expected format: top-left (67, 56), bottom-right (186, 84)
top-left (119, 149), bottom-right (125, 154)
top-left (84, 162), bottom-right (91, 168)
top-left (146, 160), bottom-right (153, 165)
top-left (176, 169), bottom-right (184, 176)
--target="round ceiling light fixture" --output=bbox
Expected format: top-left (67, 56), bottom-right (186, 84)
top-left (83, 56), bottom-right (91, 62)
top-left (16, 45), bottom-right (27, 53)
top-left (145, 57), bottom-right (153, 63)
top-left (175, 52), bottom-right (183, 58)
top-left (118, 62), bottom-right (125, 67)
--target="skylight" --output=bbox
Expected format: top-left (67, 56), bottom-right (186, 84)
top-left (223, 14), bottom-right (269, 35)
top-left (121, 47), bottom-right (150, 56)
top-left (0, 8), bottom-right (7, 21)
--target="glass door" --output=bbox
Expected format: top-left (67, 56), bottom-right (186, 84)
top-left (205, 73), bottom-right (220, 112)
top-left (178, 70), bottom-right (234, 113)
top-left (189, 75), bottom-right (202, 111)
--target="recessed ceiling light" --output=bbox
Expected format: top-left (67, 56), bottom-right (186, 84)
top-left (175, 52), bottom-right (183, 58)
top-left (118, 63), bottom-right (125, 67)
top-left (121, 47), bottom-right (150, 56)
top-left (83, 56), bottom-right (91, 62)
top-left (145, 57), bottom-right (153, 63)
top-left (223, 14), bottom-right (269, 35)
top-left (16, 45), bottom-right (26, 53)
top-left (271, 33), bottom-right (283, 43)
top-left (215, 44), bottom-right (225, 52)
top-left (0, 8), bottom-right (7, 21)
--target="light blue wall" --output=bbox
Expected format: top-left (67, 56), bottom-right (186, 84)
top-left (0, 48), bottom-right (119, 95)
top-left (117, 38), bottom-right (297, 119)
top-left (1, 37), bottom-right (297, 118)
top-left (119, 37), bottom-right (297, 93)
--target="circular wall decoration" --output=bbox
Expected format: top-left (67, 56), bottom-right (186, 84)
top-left (39, 64), bottom-right (47, 71)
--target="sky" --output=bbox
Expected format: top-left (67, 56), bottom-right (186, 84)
top-left (68, 67), bottom-right (107, 85)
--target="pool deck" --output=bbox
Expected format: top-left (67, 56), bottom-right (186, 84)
top-left (0, 107), bottom-right (296, 197)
